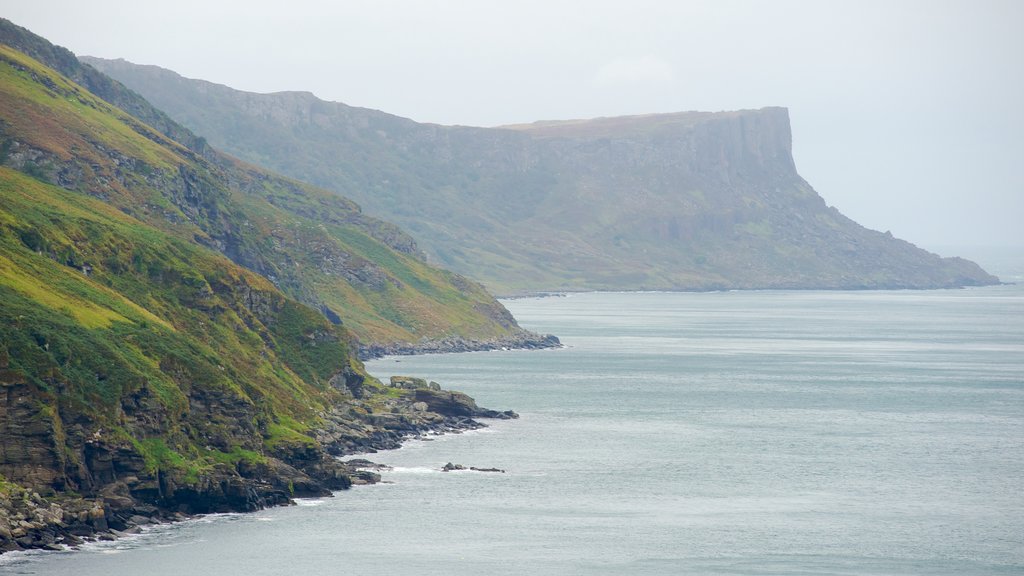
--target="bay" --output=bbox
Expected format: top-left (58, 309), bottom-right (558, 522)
top-left (7, 285), bottom-right (1023, 575)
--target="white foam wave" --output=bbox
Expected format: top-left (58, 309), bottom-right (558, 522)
top-left (0, 548), bottom-right (47, 568)
top-left (387, 466), bottom-right (442, 474)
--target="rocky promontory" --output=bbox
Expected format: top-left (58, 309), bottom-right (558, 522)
top-left (85, 57), bottom-right (1001, 294)
top-left (0, 374), bottom-right (514, 554)
top-left (358, 332), bottom-right (561, 360)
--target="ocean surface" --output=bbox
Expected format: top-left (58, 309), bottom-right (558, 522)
top-left (6, 267), bottom-right (1023, 574)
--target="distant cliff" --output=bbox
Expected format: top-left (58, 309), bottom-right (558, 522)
top-left (84, 59), bottom-right (999, 294)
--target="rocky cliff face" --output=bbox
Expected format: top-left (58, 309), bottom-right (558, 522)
top-left (502, 108), bottom-right (999, 290)
top-left (85, 57), bottom-right (998, 293)
top-left (1, 330), bottom-right (512, 553)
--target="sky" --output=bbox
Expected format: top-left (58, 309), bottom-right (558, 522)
top-left (5, 0), bottom-right (1023, 253)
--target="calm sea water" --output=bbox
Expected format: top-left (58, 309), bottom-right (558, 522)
top-left (7, 282), bottom-right (1023, 574)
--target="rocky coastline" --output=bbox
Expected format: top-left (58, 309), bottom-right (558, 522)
top-left (0, 377), bottom-right (516, 555)
top-left (358, 331), bottom-right (561, 360)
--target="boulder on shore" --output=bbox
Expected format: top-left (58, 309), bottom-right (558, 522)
top-left (441, 462), bottom-right (505, 473)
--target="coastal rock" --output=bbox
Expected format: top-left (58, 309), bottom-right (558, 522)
top-left (348, 471), bottom-right (381, 485)
top-left (343, 459), bottom-right (392, 472)
top-left (359, 332), bottom-right (561, 360)
top-left (441, 462), bottom-right (505, 473)
top-left (412, 389), bottom-right (519, 420)
top-left (389, 376), bottom-right (430, 389)
top-left (1, 372), bottom-right (516, 554)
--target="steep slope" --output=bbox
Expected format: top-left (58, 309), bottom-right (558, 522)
top-left (0, 33), bottom-right (525, 554)
top-left (0, 162), bottom-right (509, 551)
top-left (83, 57), bottom-right (998, 294)
top-left (0, 19), bottom-right (550, 352)
top-left (0, 164), bottom-right (358, 497)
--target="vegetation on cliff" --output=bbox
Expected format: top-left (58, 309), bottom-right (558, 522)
top-left (83, 57), bottom-right (999, 294)
top-left (0, 19), bottom-right (540, 349)
top-left (0, 158), bottom-right (508, 551)
top-left (0, 23), bottom-right (527, 553)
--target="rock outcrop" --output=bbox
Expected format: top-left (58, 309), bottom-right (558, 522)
top-left (442, 463), bottom-right (505, 473)
top-left (359, 332), bottom-right (561, 360)
top-left (0, 365), bottom-right (514, 553)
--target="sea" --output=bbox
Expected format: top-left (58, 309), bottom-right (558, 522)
top-left (5, 250), bottom-right (1023, 575)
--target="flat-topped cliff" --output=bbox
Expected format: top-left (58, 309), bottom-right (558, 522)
top-left (84, 57), bottom-right (997, 293)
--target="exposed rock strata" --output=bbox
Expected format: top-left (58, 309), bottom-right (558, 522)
top-left (0, 376), bottom-right (513, 554)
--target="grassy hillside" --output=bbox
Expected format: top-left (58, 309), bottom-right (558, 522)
top-left (0, 160), bottom-right (502, 537)
top-left (83, 57), bottom-right (999, 293)
top-left (0, 163), bottom-right (354, 444)
top-left (0, 33), bottom-right (527, 551)
top-left (0, 29), bottom-right (535, 349)
top-left (0, 162), bottom-right (363, 506)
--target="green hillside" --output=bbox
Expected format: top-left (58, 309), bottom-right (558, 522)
top-left (0, 164), bottom-right (354, 473)
top-left (0, 19), bottom-right (543, 350)
top-left (0, 157), bottom-right (373, 522)
top-left (0, 25), bottom-right (528, 553)
top-left (0, 159), bottom-right (499, 542)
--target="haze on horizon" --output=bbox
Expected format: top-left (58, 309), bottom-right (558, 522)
top-left (6, 0), bottom-right (1022, 252)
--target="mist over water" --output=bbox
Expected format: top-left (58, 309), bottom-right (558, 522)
top-left (929, 245), bottom-right (1024, 284)
top-left (10, 282), bottom-right (1024, 575)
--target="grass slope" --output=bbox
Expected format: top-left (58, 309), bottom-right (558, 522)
top-left (0, 165), bottom-right (362, 487)
top-left (0, 36), bottom-right (523, 346)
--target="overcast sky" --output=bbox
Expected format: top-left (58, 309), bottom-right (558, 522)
top-left (6, 0), bottom-right (1023, 253)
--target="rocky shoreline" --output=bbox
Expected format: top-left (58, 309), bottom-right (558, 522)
top-left (0, 378), bottom-right (517, 555)
top-left (358, 331), bottom-right (561, 360)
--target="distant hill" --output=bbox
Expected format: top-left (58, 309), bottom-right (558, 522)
top-left (84, 57), bottom-right (999, 294)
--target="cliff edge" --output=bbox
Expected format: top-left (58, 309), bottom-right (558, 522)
top-left (82, 58), bottom-right (999, 293)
